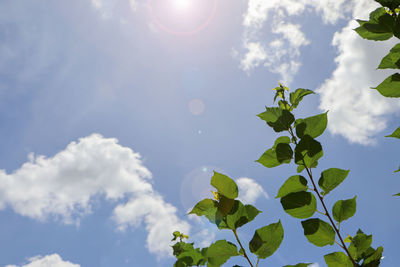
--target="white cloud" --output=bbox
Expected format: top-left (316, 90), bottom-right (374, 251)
top-left (273, 23), bottom-right (310, 50)
top-left (317, 0), bottom-right (400, 144)
top-left (240, 41), bottom-right (267, 71)
top-left (6, 254), bottom-right (79, 267)
top-left (236, 177), bottom-right (269, 204)
top-left (0, 134), bottom-right (189, 257)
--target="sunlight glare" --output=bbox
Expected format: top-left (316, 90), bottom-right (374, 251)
top-left (173, 0), bottom-right (194, 12)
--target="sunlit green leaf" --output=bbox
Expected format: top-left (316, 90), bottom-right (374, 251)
top-left (318, 168), bottom-right (350, 195)
top-left (256, 136), bottom-right (292, 168)
top-left (332, 196), bottom-right (357, 223)
top-left (289, 88), bottom-right (315, 108)
top-left (385, 126), bottom-right (400, 138)
top-left (189, 199), bottom-right (218, 224)
top-left (257, 107), bottom-right (295, 132)
top-left (301, 218), bottom-right (335, 247)
top-left (276, 175), bottom-right (308, 198)
top-left (249, 220), bottom-right (284, 259)
top-left (217, 200), bottom-right (261, 230)
top-left (324, 252), bottom-right (353, 267)
top-left (348, 229), bottom-right (373, 261)
top-left (211, 172), bottom-right (238, 199)
top-left (394, 193), bottom-right (400, 196)
top-left (294, 135), bottom-right (323, 168)
top-left (280, 191), bottom-right (316, 219)
top-left (362, 246), bottom-right (383, 267)
top-left (373, 73), bottom-right (400, 97)
top-left (204, 240), bottom-right (239, 267)
top-left (295, 112), bottom-right (328, 139)
top-left (354, 8), bottom-right (395, 41)
top-left (378, 43), bottom-right (400, 69)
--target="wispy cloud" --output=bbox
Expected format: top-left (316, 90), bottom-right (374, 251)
top-left (6, 254), bottom-right (80, 267)
top-left (237, 177), bottom-right (269, 204)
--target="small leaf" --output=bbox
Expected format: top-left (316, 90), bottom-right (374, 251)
top-left (276, 175), bottom-right (308, 198)
top-left (295, 112), bottom-right (328, 139)
top-left (204, 240), bottom-right (239, 267)
top-left (332, 196), bottom-right (357, 223)
top-left (189, 199), bottom-right (218, 222)
top-left (318, 168), bottom-right (350, 195)
top-left (294, 135), bottom-right (323, 168)
top-left (385, 126), bottom-right (400, 139)
top-left (324, 252), bottom-right (353, 267)
top-left (280, 191), bottom-right (316, 219)
top-left (373, 73), bottom-right (400, 97)
top-left (257, 107), bottom-right (295, 132)
top-left (256, 136), bottom-right (292, 168)
top-left (301, 218), bottom-right (335, 247)
top-left (283, 264), bottom-right (312, 267)
top-left (289, 88), bottom-right (315, 108)
top-left (211, 172), bottom-right (238, 199)
top-left (348, 229), bottom-right (373, 261)
top-left (378, 43), bottom-right (400, 69)
top-left (249, 220), bottom-right (284, 259)
top-left (394, 193), bottom-right (400, 196)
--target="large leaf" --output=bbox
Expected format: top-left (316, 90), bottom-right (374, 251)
top-left (175, 247), bottom-right (206, 267)
top-left (280, 191), bottom-right (316, 219)
top-left (332, 196), bottom-right (357, 223)
top-left (257, 107), bottom-right (295, 132)
top-left (204, 240), bottom-right (239, 267)
top-left (362, 246), bottom-right (383, 267)
top-left (211, 172), bottom-right (238, 199)
top-left (289, 88), bottom-right (315, 108)
top-left (354, 7), bottom-right (395, 41)
top-left (295, 112), bottom-right (328, 139)
top-left (324, 252), bottom-right (353, 267)
top-left (249, 220), bottom-right (284, 259)
top-left (373, 73), bottom-right (400, 97)
top-left (318, 168), bottom-right (350, 195)
top-left (294, 135), bottom-right (323, 168)
top-left (378, 43), bottom-right (400, 69)
top-left (189, 199), bottom-right (219, 224)
top-left (348, 229), bottom-right (373, 261)
top-left (301, 218), bottom-right (336, 247)
top-left (257, 136), bottom-right (292, 168)
top-left (276, 175), bottom-right (308, 198)
top-left (385, 126), bottom-right (400, 138)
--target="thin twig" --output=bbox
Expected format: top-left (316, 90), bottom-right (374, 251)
top-left (232, 229), bottom-right (254, 267)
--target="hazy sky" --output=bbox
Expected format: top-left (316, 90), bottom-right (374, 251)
top-left (0, 0), bottom-right (399, 266)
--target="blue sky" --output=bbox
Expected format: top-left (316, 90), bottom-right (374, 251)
top-left (0, 0), bottom-right (399, 266)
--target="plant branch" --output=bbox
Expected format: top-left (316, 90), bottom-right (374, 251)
top-left (232, 229), bottom-right (254, 267)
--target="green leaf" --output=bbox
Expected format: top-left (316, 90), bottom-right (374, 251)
top-left (385, 126), bottom-right (400, 138)
top-left (175, 248), bottom-right (206, 267)
top-left (173, 242), bottom-right (195, 257)
top-left (348, 229), bottom-right (373, 261)
top-left (295, 112), bottom-right (328, 139)
top-left (257, 107), bottom-right (295, 132)
top-left (204, 240), bottom-right (239, 267)
top-left (249, 220), bottom-right (284, 259)
top-left (301, 218), bottom-right (335, 247)
top-left (318, 168), bottom-right (350, 195)
top-left (294, 135), bottom-right (323, 168)
top-left (283, 264), bottom-right (312, 267)
top-left (280, 191), bottom-right (316, 219)
top-left (324, 252), bottom-right (353, 267)
top-left (394, 193), bottom-right (400, 196)
top-left (276, 175), bottom-right (308, 198)
top-left (375, 0), bottom-right (400, 10)
top-left (378, 43), bottom-right (400, 69)
top-left (354, 8), bottom-right (395, 41)
top-left (217, 200), bottom-right (261, 230)
top-left (211, 172), bottom-right (238, 199)
top-left (172, 231), bottom-right (181, 241)
top-left (362, 246), bottom-right (383, 267)
top-left (373, 73), bottom-right (400, 97)
top-left (332, 196), bottom-right (357, 223)
top-left (189, 199), bottom-right (218, 223)
top-left (256, 136), bottom-right (292, 168)
top-left (395, 166), bottom-right (400, 173)
top-left (289, 88), bottom-right (315, 108)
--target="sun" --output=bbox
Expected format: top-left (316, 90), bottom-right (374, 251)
top-left (172, 0), bottom-right (194, 12)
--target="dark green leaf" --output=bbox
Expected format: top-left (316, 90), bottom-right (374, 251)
top-left (217, 200), bottom-right (261, 230)
top-left (348, 229), bottom-right (373, 261)
top-left (280, 191), bottom-right (316, 219)
top-left (318, 168), bottom-right (350, 195)
top-left (324, 252), bottom-right (353, 267)
top-left (375, 0), bottom-right (400, 10)
top-left (294, 135), bottom-right (323, 168)
top-left (378, 43), bottom-right (400, 69)
top-left (394, 193), bottom-right (400, 196)
top-left (257, 107), bottom-right (295, 132)
top-left (385, 126), bottom-right (400, 138)
top-left (204, 240), bottom-right (239, 267)
top-left (175, 247), bottom-right (206, 267)
top-left (249, 220), bottom-right (284, 259)
top-left (283, 264), bottom-right (312, 267)
top-left (354, 7), bottom-right (395, 41)
top-left (276, 175), bottom-right (308, 198)
top-left (289, 88), bottom-right (315, 108)
top-left (173, 242), bottom-right (195, 257)
top-left (256, 136), bottom-right (292, 168)
top-left (295, 112), bottom-right (328, 139)
top-left (395, 166), bottom-right (400, 173)
top-left (362, 246), bottom-right (383, 267)
top-left (211, 172), bottom-right (238, 199)
top-left (332, 196), bottom-right (357, 223)
top-left (373, 73), bottom-right (400, 97)
top-left (301, 218), bottom-right (335, 247)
